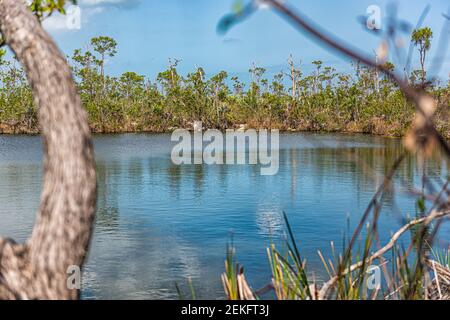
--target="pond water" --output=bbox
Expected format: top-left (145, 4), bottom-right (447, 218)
top-left (0, 132), bottom-right (449, 299)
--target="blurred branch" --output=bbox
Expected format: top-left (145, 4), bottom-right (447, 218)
top-left (318, 209), bottom-right (450, 300)
top-left (217, 0), bottom-right (450, 300)
top-left (428, 7), bottom-right (450, 80)
top-left (219, 0), bottom-right (450, 156)
top-left (405, 5), bottom-right (431, 76)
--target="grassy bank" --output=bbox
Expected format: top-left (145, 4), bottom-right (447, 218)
top-left (0, 36), bottom-right (449, 137)
top-left (1, 100), bottom-right (448, 139)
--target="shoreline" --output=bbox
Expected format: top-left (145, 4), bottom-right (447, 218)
top-left (0, 122), bottom-right (407, 139)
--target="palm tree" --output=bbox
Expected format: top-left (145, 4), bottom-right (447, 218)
top-left (411, 27), bottom-right (433, 87)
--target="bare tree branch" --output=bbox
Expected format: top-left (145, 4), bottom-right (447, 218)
top-left (262, 0), bottom-right (450, 158)
top-left (318, 210), bottom-right (450, 300)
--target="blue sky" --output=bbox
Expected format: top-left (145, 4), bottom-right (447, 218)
top-left (44, 0), bottom-right (450, 82)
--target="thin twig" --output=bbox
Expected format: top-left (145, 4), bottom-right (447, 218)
top-left (318, 210), bottom-right (450, 299)
top-left (432, 260), bottom-right (443, 299)
top-left (265, 0), bottom-right (450, 158)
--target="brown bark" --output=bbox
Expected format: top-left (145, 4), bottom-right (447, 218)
top-left (0, 0), bottom-right (97, 299)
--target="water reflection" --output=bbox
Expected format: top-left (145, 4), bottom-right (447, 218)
top-left (0, 133), bottom-right (449, 299)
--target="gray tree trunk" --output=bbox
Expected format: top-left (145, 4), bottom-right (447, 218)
top-left (0, 0), bottom-right (97, 299)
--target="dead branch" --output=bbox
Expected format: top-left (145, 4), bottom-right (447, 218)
top-left (265, 0), bottom-right (450, 157)
top-left (318, 210), bottom-right (450, 300)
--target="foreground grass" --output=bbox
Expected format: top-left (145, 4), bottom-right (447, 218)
top-left (179, 194), bottom-right (450, 300)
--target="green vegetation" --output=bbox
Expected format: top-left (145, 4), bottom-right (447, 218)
top-left (177, 212), bottom-right (450, 300)
top-left (28, 0), bottom-right (77, 21)
top-left (0, 34), bottom-right (449, 135)
top-left (0, 0), bottom-right (77, 133)
top-left (411, 27), bottom-right (433, 87)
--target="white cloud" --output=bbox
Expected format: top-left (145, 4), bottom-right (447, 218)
top-left (80, 0), bottom-right (141, 9)
top-left (43, 0), bottom-right (140, 32)
top-left (256, 0), bottom-right (285, 10)
top-left (43, 14), bottom-right (69, 32)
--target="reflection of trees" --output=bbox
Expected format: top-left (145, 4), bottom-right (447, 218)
top-left (166, 163), bottom-right (182, 197)
top-left (282, 139), bottom-right (447, 209)
top-left (289, 148), bottom-right (299, 202)
top-left (95, 206), bottom-right (120, 230)
top-left (95, 162), bottom-right (120, 231)
top-left (0, 164), bottom-right (41, 240)
top-left (92, 133), bottom-right (449, 237)
top-left (88, 133), bottom-right (450, 298)
top-left (193, 164), bottom-right (205, 197)
top-left (164, 163), bottom-right (206, 197)
top-left (127, 158), bottom-right (144, 197)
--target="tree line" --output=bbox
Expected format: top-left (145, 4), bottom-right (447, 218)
top-left (0, 31), bottom-right (449, 136)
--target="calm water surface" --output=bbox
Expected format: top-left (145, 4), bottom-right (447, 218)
top-left (0, 133), bottom-right (449, 299)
